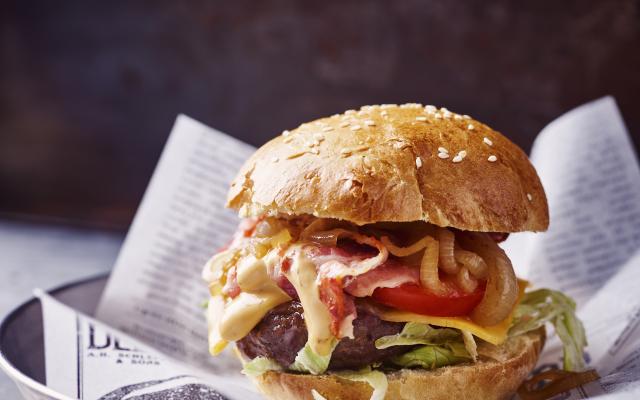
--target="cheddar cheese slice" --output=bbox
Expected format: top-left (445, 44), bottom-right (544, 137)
top-left (373, 280), bottom-right (528, 345)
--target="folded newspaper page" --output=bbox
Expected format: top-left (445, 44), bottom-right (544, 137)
top-left (39, 98), bottom-right (640, 399)
top-left (39, 290), bottom-right (259, 400)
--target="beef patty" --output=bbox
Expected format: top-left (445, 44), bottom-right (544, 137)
top-left (236, 300), bottom-right (410, 369)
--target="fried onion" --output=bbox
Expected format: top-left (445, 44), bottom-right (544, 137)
top-left (457, 232), bottom-right (518, 326)
top-left (419, 236), bottom-right (449, 296)
top-left (455, 249), bottom-right (488, 279)
top-left (380, 235), bottom-right (432, 257)
top-left (438, 228), bottom-right (459, 274)
top-left (456, 267), bottom-right (479, 294)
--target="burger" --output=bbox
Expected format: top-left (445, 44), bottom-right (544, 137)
top-left (202, 104), bottom-right (590, 400)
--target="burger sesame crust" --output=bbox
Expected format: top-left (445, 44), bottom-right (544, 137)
top-left (227, 104), bottom-right (548, 233)
top-left (250, 328), bottom-right (545, 400)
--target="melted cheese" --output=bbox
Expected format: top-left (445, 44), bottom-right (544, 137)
top-left (206, 295), bottom-right (228, 355)
top-left (284, 247), bottom-right (335, 356)
top-left (217, 255), bottom-right (290, 343)
top-left (374, 280), bottom-right (528, 345)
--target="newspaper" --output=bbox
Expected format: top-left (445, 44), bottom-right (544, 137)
top-left (39, 290), bottom-right (259, 400)
top-left (38, 98), bottom-right (640, 399)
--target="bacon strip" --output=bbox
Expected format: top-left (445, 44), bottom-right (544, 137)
top-left (344, 259), bottom-right (419, 297)
top-left (318, 277), bottom-right (357, 338)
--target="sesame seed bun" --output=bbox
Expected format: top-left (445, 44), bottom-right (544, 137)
top-left (227, 104), bottom-right (548, 232)
top-left (248, 328), bottom-right (545, 400)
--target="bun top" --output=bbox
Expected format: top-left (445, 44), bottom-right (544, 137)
top-left (227, 104), bottom-right (549, 232)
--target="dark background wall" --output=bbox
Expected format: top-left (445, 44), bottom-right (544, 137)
top-left (1, 0), bottom-right (639, 230)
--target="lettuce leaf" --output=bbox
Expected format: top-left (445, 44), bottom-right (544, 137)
top-left (509, 289), bottom-right (587, 371)
top-left (377, 322), bottom-right (472, 369)
top-left (289, 340), bottom-right (338, 375)
top-left (334, 367), bottom-right (388, 400)
top-left (390, 342), bottom-right (471, 369)
top-left (461, 330), bottom-right (478, 362)
top-left (375, 322), bottom-right (461, 349)
top-left (241, 357), bottom-right (282, 377)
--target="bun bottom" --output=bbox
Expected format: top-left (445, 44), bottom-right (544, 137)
top-left (249, 329), bottom-right (544, 400)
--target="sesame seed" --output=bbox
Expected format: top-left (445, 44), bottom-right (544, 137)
top-left (364, 120), bottom-right (376, 126)
top-left (438, 147), bottom-right (449, 153)
top-left (416, 157), bottom-right (423, 168)
top-left (463, 115), bottom-right (471, 120)
top-left (416, 116), bottom-right (427, 121)
top-left (340, 149), bottom-right (351, 155)
top-left (339, 121), bottom-right (350, 128)
top-left (357, 110), bottom-right (366, 116)
top-left (312, 140), bottom-right (320, 146)
top-left (381, 111), bottom-right (388, 117)
top-left (434, 113), bottom-right (442, 119)
top-left (381, 104), bottom-right (397, 109)
top-left (345, 109), bottom-right (356, 115)
top-left (467, 124), bottom-right (475, 130)
top-left (454, 115), bottom-right (463, 120)
top-left (425, 105), bottom-right (437, 112)
top-left (393, 141), bottom-right (409, 150)
top-left (458, 150), bottom-right (467, 158)
top-left (331, 114), bottom-right (340, 118)
top-left (527, 193), bottom-right (533, 201)
top-left (272, 157), bottom-right (279, 163)
top-left (286, 151), bottom-right (305, 159)
top-left (282, 130), bottom-right (290, 136)
top-left (483, 137), bottom-right (493, 146)
top-left (438, 152), bottom-right (449, 159)
top-left (322, 127), bottom-right (334, 132)
top-left (283, 136), bottom-right (294, 143)
top-left (350, 125), bottom-right (362, 131)
top-left (313, 133), bottom-right (325, 141)
top-left (443, 112), bottom-right (452, 119)
top-left (488, 155), bottom-right (497, 162)
top-left (452, 155), bottom-right (463, 163)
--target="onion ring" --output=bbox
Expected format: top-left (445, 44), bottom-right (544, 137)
top-left (456, 266), bottom-right (478, 294)
top-left (419, 236), bottom-right (449, 295)
top-left (438, 228), bottom-right (459, 274)
top-left (455, 249), bottom-right (488, 279)
top-left (457, 232), bottom-right (518, 326)
top-left (380, 235), bottom-right (433, 257)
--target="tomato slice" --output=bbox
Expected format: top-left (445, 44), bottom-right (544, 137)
top-left (371, 281), bottom-right (486, 317)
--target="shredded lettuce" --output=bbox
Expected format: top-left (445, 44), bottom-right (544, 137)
top-left (334, 367), bottom-right (388, 400)
top-left (390, 342), bottom-right (472, 369)
top-left (376, 322), bottom-right (472, 369)
top-left (509, 288), bottom-right (587, 371)
top-left (375, 322), bottom-right (461, 349)
top-left (241, 356), bottom-right (282, 377)
top-left (461, 330), bottom-right (478, 361)
top-left (290, 340), bottom-right (338, 375)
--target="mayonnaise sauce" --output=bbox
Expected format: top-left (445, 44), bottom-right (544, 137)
top-left (218, 255), bottom-right (290, 341)
top-left (284, 247), bottom-right (335, 356)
